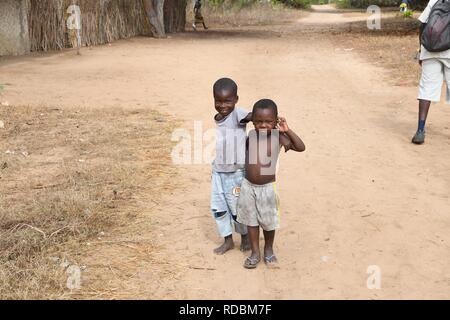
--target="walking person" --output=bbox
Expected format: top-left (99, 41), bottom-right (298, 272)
top-left (412, 0), bottom-right (450, 144)
top-left (192, 0), bottom-right (208, 31)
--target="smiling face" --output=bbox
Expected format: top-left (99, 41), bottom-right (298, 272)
top-left (253, 108), bottom-right (278, 132)
top-left (214, 88), bottom-right (238, 118)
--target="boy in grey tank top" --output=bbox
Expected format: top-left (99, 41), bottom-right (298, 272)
top-left (211, 78), bottom-right (252, 255)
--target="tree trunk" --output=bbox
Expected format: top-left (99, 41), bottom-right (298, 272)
top-left (143, 0), bottom-right (166, 38)
top-left (164, 0), bottom-right (187, 33)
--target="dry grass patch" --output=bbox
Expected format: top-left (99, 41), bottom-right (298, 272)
top-left (187, 2), bottom-right (305, 27)
top-left (329, 16), bottom-right (421, 86)
top-left (0, 105), bottom-right (177, 299)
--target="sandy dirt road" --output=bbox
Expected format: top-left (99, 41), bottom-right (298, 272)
top-left (1, 7), bottom-right (449, 299)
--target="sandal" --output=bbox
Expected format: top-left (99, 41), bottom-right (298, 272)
top-left (264, 255), bottom-right (279, 268)
top-left (243, 256), bottom-right (260, 269)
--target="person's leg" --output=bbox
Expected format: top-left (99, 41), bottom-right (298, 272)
top-left (212, 208), bottom-right (235, 254)
top-left (211, 171), bottom-right (234, 254)
top-left (192, 12), bottom-right (197, 31)
top-left (240, 233), bottom-right (250, 251)
top-left (236, 180), bottom-right (260, 268)
top-left (257, 182), bottom-right (280, 266)
top-left (202, 21), bottom-right (208, 30)
top-left (213, 232), bottom-right (234, 255)
top-left (414, 59), bottom-right (444, 144)
top-left (418, 99), bottom-right (431, 124)
top-left (263, 230), bottom-right (278, 266)
top-left (240, 233), bottom-right (251, 252)
top-left (248, 226), bottom-right (260, 257)
top-left (234, 221), bottom-right (250, 251)
top-left (244, 226), bottom-right (261, 269)
top-left (225, 171), bottom-right (250, 252)
top-left (412, 99), bottom-right (431, 144)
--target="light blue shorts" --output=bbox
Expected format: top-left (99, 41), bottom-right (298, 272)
top-left (211, 169), bottom-right (248, 237)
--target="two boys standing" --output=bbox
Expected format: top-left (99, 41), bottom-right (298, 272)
top-left (210, 78), bottom-right (305, 269)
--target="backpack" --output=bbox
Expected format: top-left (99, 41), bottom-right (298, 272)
top-left (421, 0), bottom-right (450, 52)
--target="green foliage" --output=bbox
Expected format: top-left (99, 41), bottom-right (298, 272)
top-left (236, 0), bottom-right (259, 9)
top-left (349, 0), bottom-right (401, 8)
top-left (215, 0), bottom-right (426, 10)
top-left (207, 0), bottom-right (259, 8)
top-left (335, 0), bottom-right (351, 8)
top-left (207, 0), bottom-right (225, 6)
top-left (271, 0), bottom-right (312, 9)
top-left (206, 0), bottom-right (312, 9)
top-left (402, 9), bottom-right (414, 18)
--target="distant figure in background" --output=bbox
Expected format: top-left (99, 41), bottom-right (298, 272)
top-left (192, 0), bottom-right (208, 31)
top-left (399, 0), bottom-right (408, 13)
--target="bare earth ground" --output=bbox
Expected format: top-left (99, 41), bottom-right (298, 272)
top-left (1, 5), bottom-right (449, 299)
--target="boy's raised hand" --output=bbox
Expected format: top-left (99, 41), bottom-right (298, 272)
top-left (277, 117), bottom-right (306, 152)
top-left (277, 117), bottom-right (290, 133)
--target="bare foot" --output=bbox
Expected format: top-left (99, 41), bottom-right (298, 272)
top-left (214, 238), bottom-right (234, 255)
top-left (240, 234), bottom-right (251, 252)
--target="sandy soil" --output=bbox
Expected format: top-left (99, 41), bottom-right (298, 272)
top-left (301, 4), bottom-right (398, 24)
top-left (1, 6), bottom-right (449, 299)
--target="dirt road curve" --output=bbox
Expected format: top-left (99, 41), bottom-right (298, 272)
top-left (1, 7), bottom-right (449, 299)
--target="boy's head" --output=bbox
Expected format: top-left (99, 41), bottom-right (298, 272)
top-left (213, 78), bottom-right (238, 118)
top-left (252, 99), bottom-right (278, 132)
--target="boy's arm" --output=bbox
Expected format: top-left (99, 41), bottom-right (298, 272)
top-left (417, 0), bottom-right (432, 65)
top-left (215, 113), bottom-right (224, 121)
top-left (240, 112), bottom-right (252, 124)
top-left (419, 23), bottom-right (425, 46)
top-left (417, 23), bottom-right (428, 65)
top-left (418, 23), bottom-right (426, 65)
top-left (278, 117), bottom-right (306, 152)
top-left (215, 110), bottom-right (251, 123)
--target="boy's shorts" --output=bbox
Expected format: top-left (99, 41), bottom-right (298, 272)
top-left (211, 169), bottom-right (247, 237)
top-left (418, 58), bottom-right (450, 104)
top-left (237, 179), bottom-right (280, 231)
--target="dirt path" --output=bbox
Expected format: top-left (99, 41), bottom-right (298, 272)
top-left (301, 4), bottom-right (398, 24)
top-left (1, 7), bottom-right (449, 299)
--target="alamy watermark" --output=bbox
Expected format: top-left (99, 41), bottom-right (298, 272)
top-left (66, 265), bottom-right (82, 290)
top-left (367, 5), bottom-right (381, 30)
top-left (171, 122), bottom-right (281, 176)
top-left (366, 265), bottom-right (381, 289)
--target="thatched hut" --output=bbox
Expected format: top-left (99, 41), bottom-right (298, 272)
top-left (0, 0), bottom-right (187, 56)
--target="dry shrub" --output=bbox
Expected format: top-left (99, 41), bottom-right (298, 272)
top-left (0, 105), bottom-right (177, 299)
top-left (187, 1), bottom-right (304, 27)
top-left (27, 0), bottom-right (151, 52)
